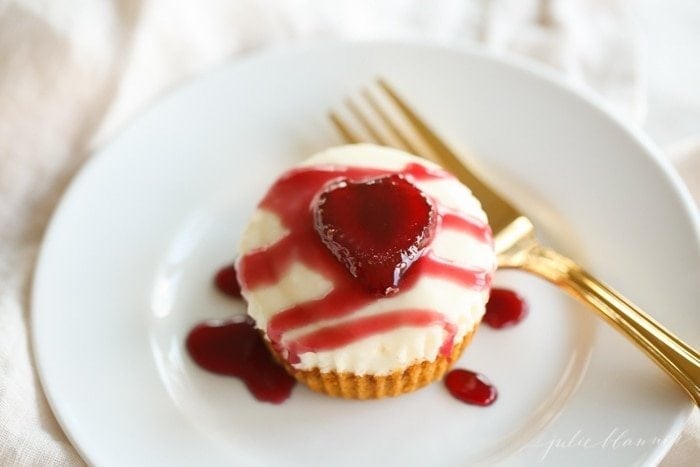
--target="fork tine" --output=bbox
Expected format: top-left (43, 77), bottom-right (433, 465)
top-left (345, 97), bottom-right (389, 145)
top-left (361, 88), bottom-right (421, 155)
top-left (377, 79), bottom-right (459, 162)
top-left (329, 111), bottom-right (362, 144)
top-left (376, 78), bottom-right (521, 233)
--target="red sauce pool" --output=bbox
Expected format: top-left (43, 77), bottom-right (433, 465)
top-left (186, 315), bottom-right (295, 404)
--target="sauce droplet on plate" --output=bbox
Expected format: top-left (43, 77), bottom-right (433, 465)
top-left (444, 369), bottom-right (497, 406)
top-left (214, 264), bottom-right (242, 298)
top-left (483, 288), bottom-right (528, 329)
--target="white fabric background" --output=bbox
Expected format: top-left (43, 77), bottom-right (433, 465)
top-left (0, 0), bottom-right (697, 464)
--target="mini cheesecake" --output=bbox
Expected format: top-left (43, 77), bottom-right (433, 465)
top-left (236, 144), bottom-right (496, 399)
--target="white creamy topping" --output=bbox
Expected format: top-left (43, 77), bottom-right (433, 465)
top-left (237, 144), bottom-right (496, 376)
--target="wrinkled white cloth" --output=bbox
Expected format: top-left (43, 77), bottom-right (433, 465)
top-left (0, 0), bottom-right (697, 465)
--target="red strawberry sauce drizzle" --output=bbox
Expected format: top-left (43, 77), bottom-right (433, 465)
top-left (189, 263), bottom-right (525, 406)
top-left (194, 257), bottom-right (527, 405)
top-left (237, 163), bottom-right (493, 364)
top-left (441, 212), bottom-right (494, 245)
top-left (288, 310), bottom-right (456, 359)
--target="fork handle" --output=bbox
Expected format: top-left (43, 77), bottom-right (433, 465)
top-left (521, 245), bottom-right (700, 406)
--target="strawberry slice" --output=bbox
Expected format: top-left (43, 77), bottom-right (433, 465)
top-left (313, 174), bottom-right (437, 295)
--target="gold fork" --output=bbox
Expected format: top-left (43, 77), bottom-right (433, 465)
top-left (329, 79), bottom-right (700, 406)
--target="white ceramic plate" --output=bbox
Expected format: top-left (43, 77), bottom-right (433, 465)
top-left (33, 42), bottom-right (700, 466)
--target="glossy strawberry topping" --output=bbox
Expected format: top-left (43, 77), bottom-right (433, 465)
top-left (313, 174), bottom-right (437, 295)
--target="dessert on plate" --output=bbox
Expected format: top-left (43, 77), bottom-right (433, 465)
top-left (236, 144), bottom-right (496, 399)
